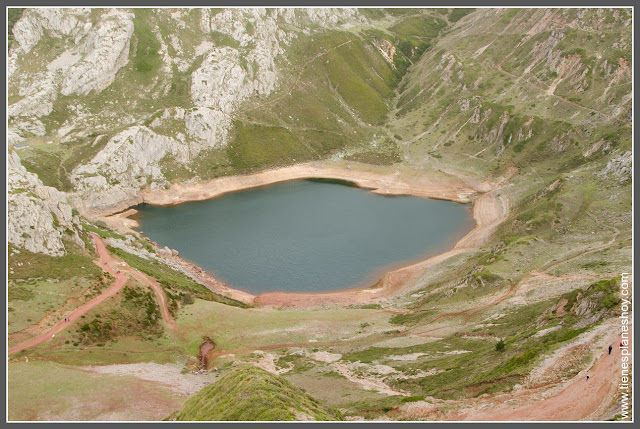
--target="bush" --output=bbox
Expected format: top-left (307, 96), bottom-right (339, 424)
top-left (495, 340), bottom-right (506, 352)
top-left (181, 293), bottom-right (195, 305)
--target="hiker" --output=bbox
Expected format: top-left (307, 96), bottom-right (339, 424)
top-left (586, 375), bottom-right (590, 381)
top-left (609, 345), bottom-right (613, 355)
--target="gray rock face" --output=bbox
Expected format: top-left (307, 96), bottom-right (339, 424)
top-left (599, 151), bottom-right (632, 183)
top-left (9, 9), bottom-right (133, 129)
top-left (12, 8), bottom-right (89, 54)
top-left (9, 8), bottom-right (365, 213)
top-left (60, 10), bottom-right (134, 96)
top-left (70, 125), bottom-right (198, 213)
top-left (7, 151), bottom-right (83, 256)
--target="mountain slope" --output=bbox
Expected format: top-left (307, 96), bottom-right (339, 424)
top-left (6, 7), bottom-right (632, 422)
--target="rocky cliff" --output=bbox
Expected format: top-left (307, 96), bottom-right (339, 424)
top-left (9, 8), bottom-right (368, 214)
top-left (7, 7), bottom-right (632, 250)
top-left (8, 151), bottom-right (83, 256)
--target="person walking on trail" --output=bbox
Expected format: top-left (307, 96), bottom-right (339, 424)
top-left (586, 375), bottom-right (590, 381)
top-left (609, 345), bottom-right (613, 355)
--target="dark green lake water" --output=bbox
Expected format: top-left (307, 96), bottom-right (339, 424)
top-left (134, 179), bottom-right (474, 295)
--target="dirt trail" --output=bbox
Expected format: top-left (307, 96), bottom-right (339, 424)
top-left (8, 235), bottom-right (127, 355)
top-left (454, 191), bottom-right (510, 249)
top-left (89, 234), bottom-right (176, 330)
top-left (122, 265), bottom-right (176, 330)
top-left (8, 234), bottom-right (176, 355)
top-left (454, 328), bottom-right (627, 421)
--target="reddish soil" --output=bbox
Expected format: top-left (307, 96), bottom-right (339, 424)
top-left (8, 235), bottom-right (126, 355)
top-left (450, 329), bottom-right (628, 421)
top-left (8, 234), bottom-right (176, 355)
top-left (97, 163), bottom-right (505, 308)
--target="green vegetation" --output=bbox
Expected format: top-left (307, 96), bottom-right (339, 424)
top-left (8, 8), bottom-right (25, 48)
top-left (132, 9), bottom-right (163, 83)
top-left (18, 136), bottom-right (111, 192)
top-left (340, 275), bottom-right (621, 400)
top-left (81, 222), bottom-right (127, 241)
top-left (8, 245), bottom-right (101, 281)
top-left (358, 8), bottom-right (387, 20)
top-left (170, 366), bottom-right (343, 421)
top-left (222, 29), bottom-right (402, 173)
top-left (346, 138), bottom-right (401, 165)
top-left (209, 31), bottom-right (241, 49)
top-left (107, 246), bottom-right (248, 308)
top-left (74, 283), bottom-right (163, 345)
top-left (562, 278), bottom-right (621, 312)
top-left (8, 360), bottom-right (184, 421)
top-left (321, 35), bottom-right (395, 124)
top-left (6, 7), bottom-right (633, 420)
top-left (390, 16), bottom-right (446, 40)
top-left (8, 276), bottom-right (108, 336)
top-left (448, 8), bottom-right (474, 22)
top-left (227, 123), bottom-right (310, 170)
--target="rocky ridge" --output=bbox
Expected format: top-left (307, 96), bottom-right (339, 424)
top-left (8, 151), bottom-right (83, 256)
top-left (9, 8), bottom-right (368, 214)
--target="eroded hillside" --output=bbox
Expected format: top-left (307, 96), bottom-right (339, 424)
top-left (7, 7), bottom-right (632, 422)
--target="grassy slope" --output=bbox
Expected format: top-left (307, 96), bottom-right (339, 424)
top-left (170, 365), bottom-right (343, 421)
top-left (223, 30), bottom-right (400, 175)
top-left (7, 7), bottom-right (632, 420)
top-left (313, 7), bottom-right (632, 410)
top-left (107, 246), bottom-right (248, 309)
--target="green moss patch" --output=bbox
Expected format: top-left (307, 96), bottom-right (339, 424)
top-left (170, 365), bottom-right (343, 421)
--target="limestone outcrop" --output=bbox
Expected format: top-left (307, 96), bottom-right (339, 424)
top-left (9, 9), bottom-right (133, 125)
top-left (8, 8), bottom-right (365, 214)
top-left (8, 151), bottom-right (83, 256)
top-left (599, 150), bottom-right (632, 184)
top-left (60, 10), bottom-right (134, 96)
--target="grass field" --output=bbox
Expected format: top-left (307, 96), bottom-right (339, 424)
top-left (8, 360), bottom-right (184, 421)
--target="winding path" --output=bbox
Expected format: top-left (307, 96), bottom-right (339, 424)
top-left (453, 327), bottom-right (627, 421)
top-left (95, 234), bottom-right (176, 330)
top-left (8, 234), bottom-right (175, 355)
top-left (8, 235), bottom-right (126, 355)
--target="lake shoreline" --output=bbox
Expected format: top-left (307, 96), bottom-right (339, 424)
top-left (97, 161), bottom-right (512, 307)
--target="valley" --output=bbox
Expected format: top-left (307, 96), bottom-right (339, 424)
top-left (6, 7), bottom-right (633, 422)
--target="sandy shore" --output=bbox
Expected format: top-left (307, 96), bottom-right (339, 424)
top-left (100, 162), bottom-right (511, 308)
top-left (139, 162), bottom-right (487, 207)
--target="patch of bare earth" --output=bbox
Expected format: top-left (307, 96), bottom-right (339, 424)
top-left (243, 350), bottom-right (293, 375)
top-left (394, 319), bottom-right (629, 421)
top-left (85, 362), bottom-right (217, 396)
